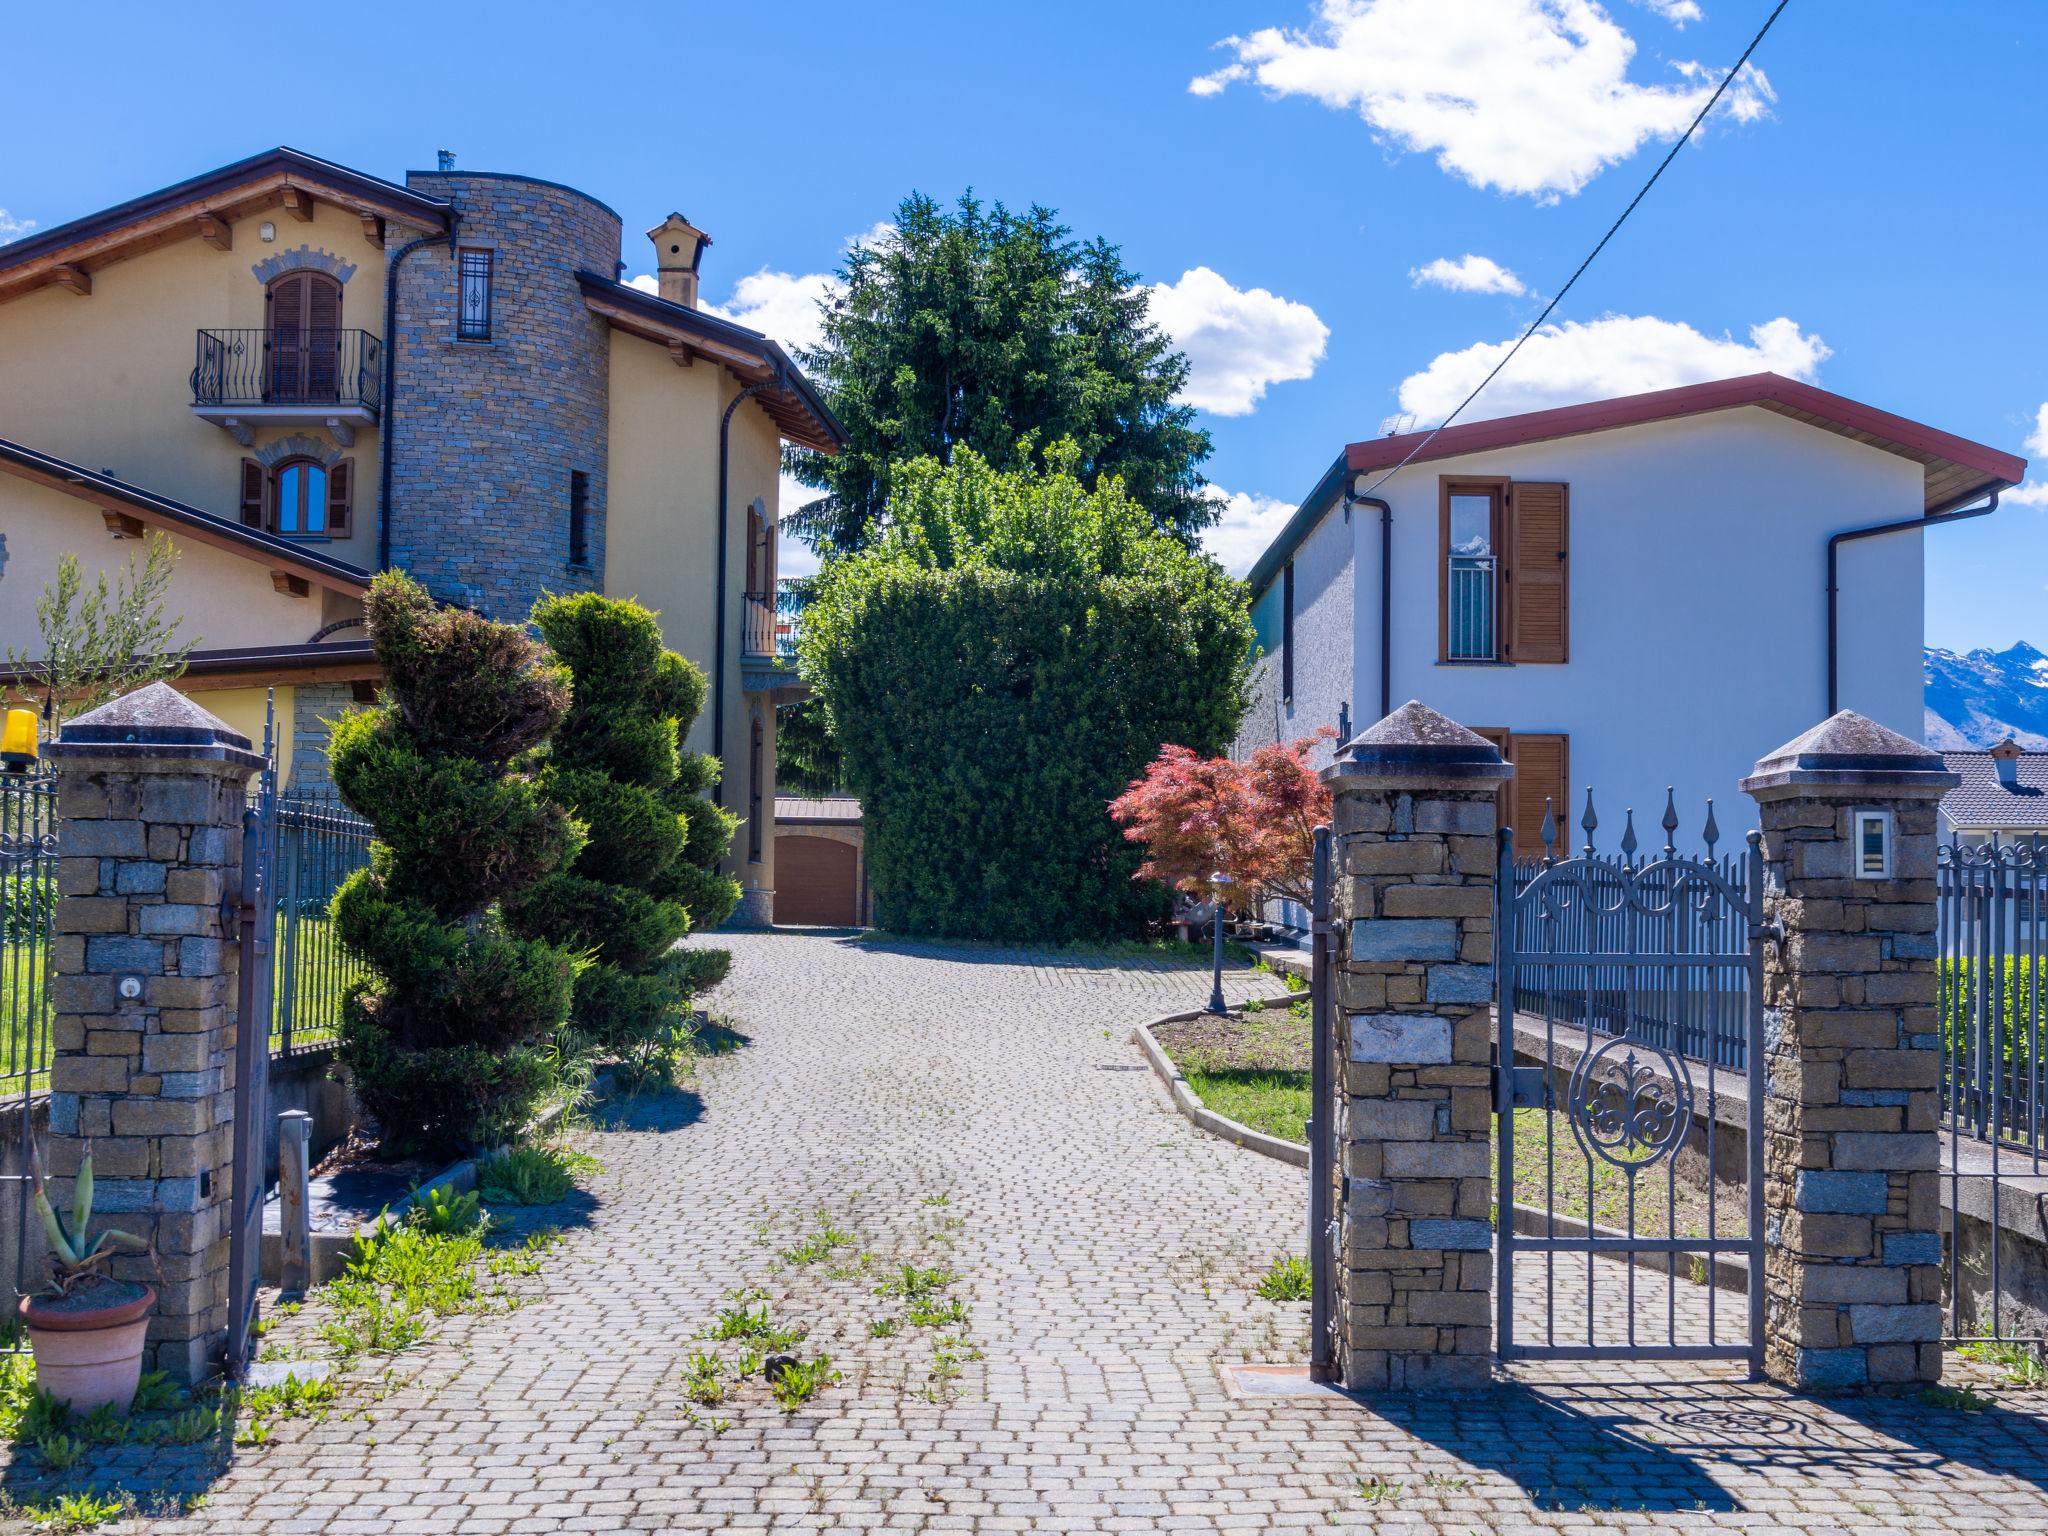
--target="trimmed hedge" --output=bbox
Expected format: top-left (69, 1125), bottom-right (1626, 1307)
top-left (1941, 955), bottom-right (2044, 1066)
top-left (506, 593), bottom-right (738, 1054)
top-left (798, 444), bottom-right (1251, 943)
top-left (330, 572), bottom-right (582, 1154)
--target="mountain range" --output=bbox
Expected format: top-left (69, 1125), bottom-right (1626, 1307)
top-left (1923, 642), bottom-right (2048, 749)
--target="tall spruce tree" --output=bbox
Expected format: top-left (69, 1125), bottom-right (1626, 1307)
top-left (785, 192), bottom-right (1214, 556)
top-left (330, 572), bottom-right (582, 1154)
top-left (506, 594), bottom-right (738, 1062)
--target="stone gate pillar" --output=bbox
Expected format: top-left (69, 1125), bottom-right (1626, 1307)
top-left (48, 683), bottom-right (264, 1381)
top-left (1321, 701), bottom-right (1510, 1391)
top-left (1742, 711), bottom-right (1958, 1390)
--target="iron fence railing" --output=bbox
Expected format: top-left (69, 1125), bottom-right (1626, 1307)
top-left (742, 588), bottom-right (801, 661)
top-left (1446, 554), bottom-right (1497, 661)
top-left (1939, 836), bottom-right (2048, 1165)
top-left (268, 785), bottom-right (374, 1057)
top-left (1510, 793), bottom-right (1755, 1072)
top-left (0, 764), bottom-right (57, 1099)
top-left (191, 327), bottom-right (383, 412)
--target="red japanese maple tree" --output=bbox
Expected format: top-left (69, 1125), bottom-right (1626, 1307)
top-left (1108, 728), bottom-right (1336, 912)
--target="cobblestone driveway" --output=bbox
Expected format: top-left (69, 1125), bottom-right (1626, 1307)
top-left (89, 934), bottom-right (2048, 1531)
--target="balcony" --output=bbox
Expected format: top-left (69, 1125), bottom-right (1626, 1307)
top-left (190, 328), bottom-right (382, 446)
top-left (741, 587), bottom-right (805, 698)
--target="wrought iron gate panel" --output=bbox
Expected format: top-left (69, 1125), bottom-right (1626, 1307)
top-left (1497, 794), bottom-right (1766, 1371)
top-left (225, 702), bottom-right (278, 1377)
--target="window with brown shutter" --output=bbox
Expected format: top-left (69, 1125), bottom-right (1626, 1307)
top-left (1439, 476), bottom-right (1568, 664)
top-left (265, 272), bottom-right (342, 403)
top-left (326, 458), bottom-right (353, 537)
top-left (1471, 727), bottom-right (1570, 859)
top-left (1506, 481), bottom-right (1568, 663)
top-left (239, 458), bottom-right (266, 528)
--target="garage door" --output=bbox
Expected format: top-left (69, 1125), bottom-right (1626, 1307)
top-left (776, 835), bottom-right (860, 927)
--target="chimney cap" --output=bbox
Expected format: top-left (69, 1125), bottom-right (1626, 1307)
top-left (646, 212), bottom-right (712, 270)
top-left (1992, 736), bottom-right (2024, 760)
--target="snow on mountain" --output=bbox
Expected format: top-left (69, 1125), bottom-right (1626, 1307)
top-left (1924, 641), bottom-right (2048, 749)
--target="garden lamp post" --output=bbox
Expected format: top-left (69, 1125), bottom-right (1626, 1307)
top-left (1207, 870), bottom-right (1234, 1015)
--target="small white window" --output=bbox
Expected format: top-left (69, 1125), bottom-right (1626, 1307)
top-left (1852, 809), bottom-right (1892, 880)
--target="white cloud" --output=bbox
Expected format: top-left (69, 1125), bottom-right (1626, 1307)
top-left (1395, 312), bottom-right (1829, 425)
top-left (625, 272), bottom-right (659, 296)
top-left (1190, 0), bottom-right (1775, 199)
top-left (843, 221), bottom-right (895, 254)
top-left (2003, 404), bottom-right (2048, 507)
top-left (1411, 254), bottom-right (1527, 296)
top-left (0, 210), bottom-right (34, 245)
top-left (777, 472), bottom-right (824, 578)
top-left (705, 269), bottom-right (840, 358)
top-left (1634, 0), bottom-right (1703, 26)
top-left (1145, 267), bottom-right (1329, 416)
top-left (1201, 487), bottom-right (1300, 577)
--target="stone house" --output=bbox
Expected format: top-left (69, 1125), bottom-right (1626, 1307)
top-left (1237, 374), bottom-right (2027, 929)
top-left (0, 147), bottom-right (842, 925)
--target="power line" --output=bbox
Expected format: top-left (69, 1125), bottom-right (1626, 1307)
top-left (1353, 0), bottom-right (1793, 502)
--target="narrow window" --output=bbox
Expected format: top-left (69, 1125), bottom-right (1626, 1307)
top-left (1281, 560), bottom-right (1296, 703)
top-left (273, 459), bottom-right (328, 537)
top-left (568, 471), bottom-right (590, 566)
top-left (748, 716), bottom-right (765, 863)
top-left (457, 248), bottom-right (493, 341)
top-left (1440, 479), bottom-right (1505, 662)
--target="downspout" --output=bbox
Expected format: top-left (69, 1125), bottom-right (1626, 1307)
top-left (1341, 486), bottom-right (1394, 721)
top-left (377, 221), bottom-right (457, 572)
top-left (712, 374), bottom-right (776, 805)
top-left (1826, 491), bottom-right (1999, 716)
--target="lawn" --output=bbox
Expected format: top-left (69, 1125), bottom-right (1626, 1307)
top-left (1154, 999), bottom-right (1312, 1142)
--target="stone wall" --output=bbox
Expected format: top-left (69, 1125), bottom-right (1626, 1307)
top-left (288, 682), bottom-right (356, 791)
top-left (388, 172), bottom-right (618, 621)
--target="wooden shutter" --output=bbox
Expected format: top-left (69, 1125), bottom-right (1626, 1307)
top-left (1506, 481), bottom-right (1568, 663)
top-left (1507, 732), bottom-right (1570, 859)
top-left (306, 273), bottom-right (340, 330)
top-left (326, 458), bottom-right (352, 536)
top-left (269, 273), bottom-right (304, 331)
top-left (239, 458), bottom-right (266, 528)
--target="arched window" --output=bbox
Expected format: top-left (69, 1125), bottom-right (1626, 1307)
top-left (240, 456), bottom-right (352, 538)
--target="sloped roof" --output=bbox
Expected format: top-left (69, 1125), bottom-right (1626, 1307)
top-left (1346, 373), bottom-right (2026, 515)
top-left (1942, 750), bottom-right (2048, 830)
top-left (0, 147), bottom-right (453, 305)
top-left (0, 436), bottom-right (372, 597)
top-left (775, 795), bottom-right (861, 824)
top-left (575, 273), bottom-right (845, 454)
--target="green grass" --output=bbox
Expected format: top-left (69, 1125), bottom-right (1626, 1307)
top-left (269, 914), bottom-right (364, 1053)
top-left (1255, 1254), bottom-right (1312, 1301)
top-left (1499, 1109), bottom-right (1740, 1239)
top-left (1178, 1068), bottom-right (1311, 1142)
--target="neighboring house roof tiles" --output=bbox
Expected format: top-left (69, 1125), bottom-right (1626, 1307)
top-left (775, 795), bottom-right (862, 824)
top-left (574, 272), bottom-right (846, 454)
top-left (1942, 750), bottom-right (2048, 830)
top-left (0, 436), bottom-right (373, 597)
top-left (0, 147), bottom-right (454, 304)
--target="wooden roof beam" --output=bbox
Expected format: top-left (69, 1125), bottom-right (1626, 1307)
top-left (360, 212), bottom-right (385, 249)
top-left (196, 213), bottom-right (232, 251)
top-left (270, 571), bottom-right (311, 598)
top-left (51, 264), bottom-right (90, 296)
top-left (280, 185), bottom-right (314, 222)
top-left (667, 342), bottom-right (696, 368)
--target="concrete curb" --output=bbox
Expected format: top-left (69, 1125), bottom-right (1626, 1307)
top-left (1132, 1003), bottom-right (1308, 1169)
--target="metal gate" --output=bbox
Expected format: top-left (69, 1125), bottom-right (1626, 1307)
top-left (1496, 794), bottom-right (1767, 1370)
top-left (224, 703), bottom-right (278, 1377)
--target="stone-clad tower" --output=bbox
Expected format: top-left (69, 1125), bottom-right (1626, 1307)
top-left (387, 172), bottom-right (618, 620)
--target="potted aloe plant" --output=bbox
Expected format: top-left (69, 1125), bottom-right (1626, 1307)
top-left (20, 1139), bottom-right (153, 1412)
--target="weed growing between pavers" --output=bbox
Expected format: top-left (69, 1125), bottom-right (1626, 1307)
top-left (1256, 1254), bottom-right (1311, 1301)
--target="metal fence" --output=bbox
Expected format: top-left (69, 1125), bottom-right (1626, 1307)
top-left (267, 785), bottom-right (375, 1056)
top-left (1938, 835), bottom-right (2047, 1163)
top-left (0, 770), bottom-right (373, 1090)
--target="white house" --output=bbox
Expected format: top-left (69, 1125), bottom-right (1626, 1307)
top-left (1239, 373), bottom-right (2026, 905)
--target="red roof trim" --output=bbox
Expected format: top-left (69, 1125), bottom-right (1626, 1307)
top-left (1343, 373), bottom-right (2028, 489)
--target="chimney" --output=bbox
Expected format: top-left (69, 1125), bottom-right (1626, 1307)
top-left (1992, 736), bottom-right (2022, 789)
top-left (646, 213), bottom-right (711, 309)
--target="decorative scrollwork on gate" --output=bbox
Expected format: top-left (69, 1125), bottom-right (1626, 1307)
top-left (1566, 1035), bottom-right (1694, 1173)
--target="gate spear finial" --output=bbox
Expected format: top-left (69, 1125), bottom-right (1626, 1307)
top-left (1661, 787), bottom-right (1679, 859)
top-left (1703, 798), bottom-right (1720, 860)
top-left (1621, 808), bottom-right (1639, 864)
top-left (1581, 788), bottom-right (1598, 858)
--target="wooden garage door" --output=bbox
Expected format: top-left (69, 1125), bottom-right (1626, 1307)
top-left (777, 835), bottom-right (860, 927)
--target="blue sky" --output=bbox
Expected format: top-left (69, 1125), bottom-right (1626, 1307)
top-left (4, 0), bottom-right (2041, 650)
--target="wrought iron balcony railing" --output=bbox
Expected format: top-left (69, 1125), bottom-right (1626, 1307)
top-left (742, 590), bottom-right (798, 660)
top-left (191, 328), bottom-right (382, 412)
top-left (1446, 554), bottom-right (1497, 661)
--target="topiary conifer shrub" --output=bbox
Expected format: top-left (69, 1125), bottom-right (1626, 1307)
top-left (329, 572), bottom-right (584, 1154)
top-left (506, 592), bottom-right (740, 1061)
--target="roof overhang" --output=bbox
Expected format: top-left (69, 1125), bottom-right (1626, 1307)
top-left (0, 437), bottom-right (373, 600)
top-left (575, 272), bottom-right (845, 454)
top-left (1344, 373), bottom-right (2027, 516)
top-left (0, 147), bottom-right (454, 306)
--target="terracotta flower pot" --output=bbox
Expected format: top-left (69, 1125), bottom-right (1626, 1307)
top-left (19, 1282), bottom-right (155, 1415)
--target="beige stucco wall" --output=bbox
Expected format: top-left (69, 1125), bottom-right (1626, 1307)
top-left (604, 330), bottom-right (784, 896)
top-left (0, 200), bottom-right (390, 571)
top-left (186, 683), bottom-right (296, 788)
top-left (0, 475), bottom-right (343, 657)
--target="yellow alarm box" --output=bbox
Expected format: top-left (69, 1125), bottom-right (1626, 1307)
top-left (0, 708), bottom-right (39, 773)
